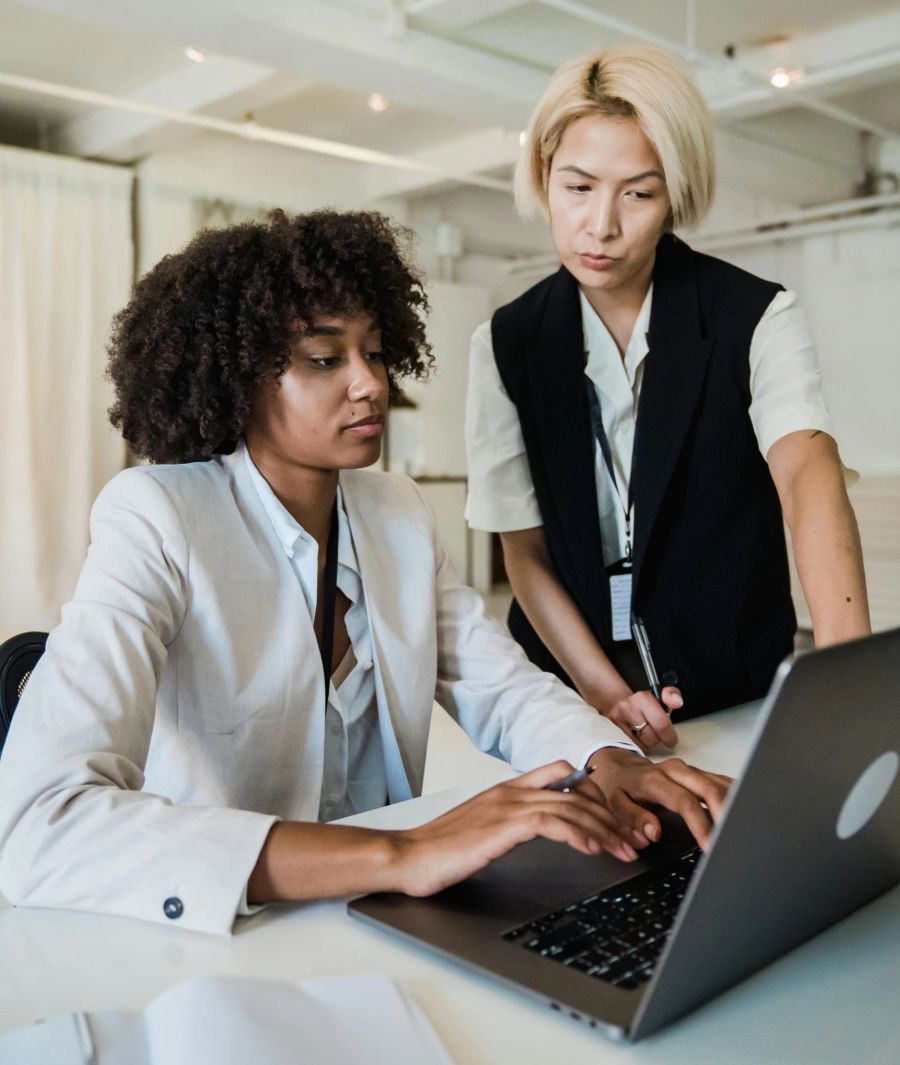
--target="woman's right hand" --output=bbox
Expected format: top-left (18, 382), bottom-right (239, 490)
top-left (393, 761), bottom-right (644, 898)
top-left (600, 686), bottom-right (682, 752)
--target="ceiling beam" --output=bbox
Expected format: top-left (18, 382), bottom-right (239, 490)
top-left (538, 0), bottom-right (900, 139)
top-left (711, 11), bottom-right (900, 136)
top-left (50, 55), bottom-right (284, 159)
top-left (405, 0), bottom-right (525, 30)
top-left (0, 69), bottom-right (513, 191)
top-left (12, 0), bottom-right (547, 129)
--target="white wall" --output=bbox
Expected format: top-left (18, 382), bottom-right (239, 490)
top-left (135, 131), bottom-right (410, 275)
top-left (395, 280), bottom-right (490, 478)
top-left (715, 225), bottom-right (900, 476)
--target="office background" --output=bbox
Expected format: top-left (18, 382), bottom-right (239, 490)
top-left (1, 0), bottom-right (899, 639)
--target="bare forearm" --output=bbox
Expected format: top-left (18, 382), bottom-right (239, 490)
top-left (785, 458), bottom-right (870, 646)
top-left (501, 530), bottom-right (628, 706)
top-left (247, 821), bottom-right (405, 904)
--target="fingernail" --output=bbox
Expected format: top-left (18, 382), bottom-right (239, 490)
top-left (671, 696), bottom-right (683, 707)
top-left (645, 822), bottom-right (660, 842)
top-left (622, 845), bottom-right (638, 861)
top-left (632, 829), bottom-right (649, 847)
top-left (589, 838), bottom-right (601, 853)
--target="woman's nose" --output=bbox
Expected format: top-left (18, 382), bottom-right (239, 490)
top-left (347, 355), bottom-right (386, 402)
top-left (588, 196), bottom-right (619, 241)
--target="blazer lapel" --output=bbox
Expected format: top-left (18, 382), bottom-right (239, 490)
top-left (631, 236), bottom-right (714, 586)
top-left (530, 268), bottom-right (608, 629)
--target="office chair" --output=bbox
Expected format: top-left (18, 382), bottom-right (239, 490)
top-left (0, 631), bottom-right (48, 751)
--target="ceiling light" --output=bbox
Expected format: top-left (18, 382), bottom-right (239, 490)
top-left (518, 130), bottom-right (527, 147)
top-left (368, 92), bottom-right (390, 113)
top-left (770, 67), bottom-right (803, 88)
top-left (185, 46), bottom-right (206, 63)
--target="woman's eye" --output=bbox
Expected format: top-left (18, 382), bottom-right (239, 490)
top-left (567, 184), bottom-right (590, 194)
top-left (627, 190), bottom-right (653, 200)
top-left (365, 350), bottom-right (385, 362)
top-left (310, 356), bottom-right (341, 369)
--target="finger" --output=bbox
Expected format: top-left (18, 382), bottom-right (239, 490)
top-left (505, 760), bottom-right (577, 790)
top-left (624, 770), bottom-right (714, 848)
top-left (633, 692), bottom-right (678, 748)
top-left (661, 685), bottom-right (683, 715)
top-left (658, 760), bottom-right (732, 820)
top-left (607, 702), bottom-right (657, 752)
top-left (606, 705), bottom-right (651, 749)
top-left (631, 724), bottom-right (661, 753)
top-left (555, 780), bottom-right (651, 849)
top-left (520, 797), bottom-right (639, 861)
top-left (624, 706), bottom-right (663, 752)
top-left (603, 788), bottom-right (663, 846)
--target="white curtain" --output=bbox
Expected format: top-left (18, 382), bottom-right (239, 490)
top-left (0, 146), bottom-right (133, 639)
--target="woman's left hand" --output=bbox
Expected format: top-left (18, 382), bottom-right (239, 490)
top-left (586, 747), bottom-right (732, 849)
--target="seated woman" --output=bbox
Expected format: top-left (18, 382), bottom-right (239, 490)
top-left (0, 210), bottom-right (727, 935)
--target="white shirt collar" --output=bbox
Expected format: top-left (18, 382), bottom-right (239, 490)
top-left (240, 440), bottom-right (360, 578)
top-left (580, 283), bottom-right (653, 388)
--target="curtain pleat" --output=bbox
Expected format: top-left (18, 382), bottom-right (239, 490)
top-left (0, 145), bottom-right (132, 638)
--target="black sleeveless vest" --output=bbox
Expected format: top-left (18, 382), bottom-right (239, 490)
top-left (491, 234), bottom-right (796, 717)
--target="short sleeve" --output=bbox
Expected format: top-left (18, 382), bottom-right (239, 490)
top-left (464, 320), bottom-right (543, 532)
top-left (748, 290), bottom-right (834, 459)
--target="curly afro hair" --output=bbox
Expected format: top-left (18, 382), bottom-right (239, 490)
top-left (107, 209), bottom-right (432, 463)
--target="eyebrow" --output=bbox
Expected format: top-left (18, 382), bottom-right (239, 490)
top-left (555, 164), bottom-right (665, 183)
top-left (303, 325), bottom-right (344, 337)
top-left (302, 324), bottom-right (380, 338)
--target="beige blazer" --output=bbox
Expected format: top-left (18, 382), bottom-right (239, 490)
top-left (0, 445), bottom-right (631, 934)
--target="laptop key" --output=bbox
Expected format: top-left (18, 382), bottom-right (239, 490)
top-left (502, 848), bottom-right (702, 985)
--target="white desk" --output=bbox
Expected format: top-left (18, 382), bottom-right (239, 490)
top-left (2, 702), bottom-right (898, 1063)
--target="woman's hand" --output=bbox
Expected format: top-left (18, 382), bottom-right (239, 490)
top-left (600, 686), bottom-right (683, 752)
top-left (587, 747), bottom-right (732, 849)
top-left (394, 761), bottom-right (645, 897)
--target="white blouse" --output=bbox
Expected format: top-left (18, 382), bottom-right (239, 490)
top-left (465, 287), bottom-right (833, 564)
top-left (244, 448), bottom-right (387, 823)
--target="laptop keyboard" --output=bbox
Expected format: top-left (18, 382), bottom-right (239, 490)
top-left (501, 848), bottom-right (700, 991)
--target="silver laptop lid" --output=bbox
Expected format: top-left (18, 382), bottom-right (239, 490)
top-left (632, 628), bottom-right (900, 1038)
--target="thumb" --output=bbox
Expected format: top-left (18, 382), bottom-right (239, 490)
top-left (661, 686), bottom-right (683, 711)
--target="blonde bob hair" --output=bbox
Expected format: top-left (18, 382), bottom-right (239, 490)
top-left (515, 45), bottom-right (715, 231)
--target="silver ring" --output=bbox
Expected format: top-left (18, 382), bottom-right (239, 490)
top-left (630, 720), bottom-right (649, 737)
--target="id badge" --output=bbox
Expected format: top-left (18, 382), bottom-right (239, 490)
top-left (607, 558), bottom-right (633, 642)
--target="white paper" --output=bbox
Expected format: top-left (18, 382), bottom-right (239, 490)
top-left (1, 973), bottom-right (454, 1065)
top-left (0, 1014), bottom-right (91, 1065)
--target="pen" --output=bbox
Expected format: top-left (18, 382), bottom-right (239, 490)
top-left (73, 1012), bottom-right (96, 1065)
top-left (630, 613), bottom-right (665, 709)
top-left (544, 765), bottom-right (595, 792)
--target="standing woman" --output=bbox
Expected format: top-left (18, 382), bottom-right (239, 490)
top-left (465, 46), bottom-right (870, 752)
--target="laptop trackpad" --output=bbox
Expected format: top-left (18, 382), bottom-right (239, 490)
top-left (466, 807), bottom-right (697, 912)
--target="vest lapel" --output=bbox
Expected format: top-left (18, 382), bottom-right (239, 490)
top-left (632, 237), bottom-right (714, 586)
top-left (530, 268), bottom-right (607, 629)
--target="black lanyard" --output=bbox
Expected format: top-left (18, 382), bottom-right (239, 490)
top-left (318, 500), bottom-right (340, 712)
top-left (586, 379), bottom-right (635, 562)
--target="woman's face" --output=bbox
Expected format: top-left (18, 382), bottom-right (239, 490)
top-left (547, 115), bottom-right (672, 298)
top-left (246, 312), bottom-right (389, 472)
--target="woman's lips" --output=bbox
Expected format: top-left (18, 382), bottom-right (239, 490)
top-left (344, 416), bottom-right (385, 438)
top-left (579, 253), bottom-right (617, 271)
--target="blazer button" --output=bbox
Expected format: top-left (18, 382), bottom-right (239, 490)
top-left (163, 896), bottom-right (184, 920)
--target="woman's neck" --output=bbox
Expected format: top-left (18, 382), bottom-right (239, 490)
top-left (580, 254), bottom-right (654, 359)
top-left (245, 437), bottom-right (338, 548)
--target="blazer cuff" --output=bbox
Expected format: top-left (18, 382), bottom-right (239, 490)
top-left (576, 740), bottom-right (643, 769)
top-left (146, 809), bottom-right (279, 935)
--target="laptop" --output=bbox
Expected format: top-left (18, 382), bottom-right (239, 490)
top-left (349, 628), bottom-right (900, 1041)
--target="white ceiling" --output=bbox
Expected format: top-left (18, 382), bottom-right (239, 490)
top-left (0, 0), bottom-right (898, 206)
